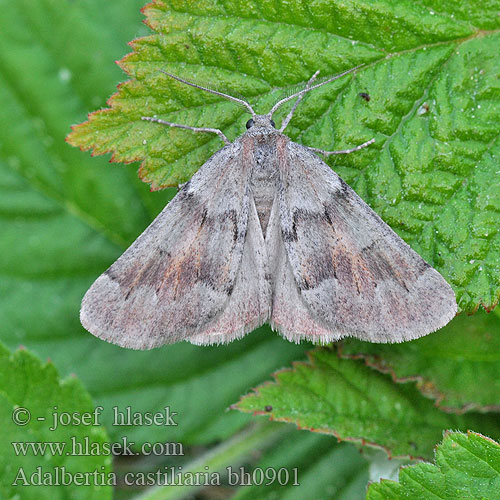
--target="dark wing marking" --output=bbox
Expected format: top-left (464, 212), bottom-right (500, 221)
top-left (80, 141), bottom-right (252, 349)
top-left (276, 137), bottom-right (457, 343)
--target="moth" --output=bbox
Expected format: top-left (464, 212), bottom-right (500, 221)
top-left (81, 66), bottom-right (457, 349)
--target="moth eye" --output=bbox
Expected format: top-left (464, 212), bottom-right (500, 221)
top-left (245, 118), bottom-right (254, 129)
top-left (270, 119), bottom-right (276, 128)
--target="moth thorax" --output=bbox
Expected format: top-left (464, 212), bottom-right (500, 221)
top-left (250, 141), bottom-right (278, 235)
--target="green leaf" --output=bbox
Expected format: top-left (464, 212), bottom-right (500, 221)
top-left (67, 0), bottom-right (500, 312)
top-left (340, 310), bottom-right (500, 412)
top-left (0, 343), bottom-right (111, 499)
top-left (367, 431), bottom-right (500, 500)
top-left (234, 348), bottom-right (500, 460)
top-left (0, 0), bottom-right (308, 448)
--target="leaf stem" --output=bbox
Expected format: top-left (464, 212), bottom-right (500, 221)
top-left (132, 422), bottom-right (285, 500)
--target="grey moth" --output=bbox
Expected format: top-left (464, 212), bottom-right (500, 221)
top-left (80, 67), bottom-right (457, 349)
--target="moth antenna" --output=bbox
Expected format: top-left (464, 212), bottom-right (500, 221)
top-left (268, 64), bottom-right (365, 118)
top-left (160, 70), bottom-right (256, 117)
top-left (279, 72), bottom-right (327, 100)
top-left (280, 70), bottom-right (320, 132)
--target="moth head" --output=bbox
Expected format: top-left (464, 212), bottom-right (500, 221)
top-left (246, 116), bottom-right (276, 130)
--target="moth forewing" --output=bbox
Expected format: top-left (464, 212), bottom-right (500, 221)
top-left (80, 140), bottom-right (255, 349)
top-left (275, 139), bottom-right (457, 343)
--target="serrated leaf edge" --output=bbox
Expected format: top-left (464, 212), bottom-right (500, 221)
top-left (368, 430), bottom-right (500, 494)
top-left (337, 342), bottom-right (500, 414)
top-left (233, 347), bottom-right (433, 460)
